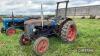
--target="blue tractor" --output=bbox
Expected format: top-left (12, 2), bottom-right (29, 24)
top-left (1, 12), bottom-right (30, 36)
top-left (19, 1), bottom-right (77, 55)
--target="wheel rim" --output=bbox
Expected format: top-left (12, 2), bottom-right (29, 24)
top-left (21, 35), bottom-right (30, 45)
top-left (67, 25), bottom-right (76, 41)
top-left (37, 40), bottom-right (48, 53)
top-left (7, 28), bottom-right (16, 36)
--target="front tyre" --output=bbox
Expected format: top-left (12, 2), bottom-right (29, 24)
top-left (19, 33), bottom-right (31, 45)
top-left (6, 27), bottom-right (16, 36)
top-left (33, 37), bottom-right (49, 55)
top-left (1, 27), bottom-right (5, 33)
top-left (61, 20), bottom-right (77, 42)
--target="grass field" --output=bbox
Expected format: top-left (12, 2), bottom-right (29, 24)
top-left (0, 19), bottom-right (100, 56)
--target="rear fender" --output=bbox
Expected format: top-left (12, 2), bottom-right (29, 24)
top-left (60, 18), bottom-right (72, 28)
top-left (55, 18), bottom-right (73, 35)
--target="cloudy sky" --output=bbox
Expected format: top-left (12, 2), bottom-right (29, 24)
top-left (0, 0), bottom-right (100, 15)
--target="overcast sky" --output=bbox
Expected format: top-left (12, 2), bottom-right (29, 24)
top-left (0, 0), bottom-right (100, 15)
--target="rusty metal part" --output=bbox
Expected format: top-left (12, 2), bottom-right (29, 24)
top-left (24, 19), bottom-right (52, 26)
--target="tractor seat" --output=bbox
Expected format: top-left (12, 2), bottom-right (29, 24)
top-left (24, 19), bottom-right (52, 26)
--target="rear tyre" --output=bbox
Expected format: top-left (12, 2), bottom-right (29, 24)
top-left (61, 20), bottom-right (77, 42)
top-left (33, 37), bottom-right (49, 55)
top-left (19, 33), bottom-right (31, 45)
top-left (6, 27), bottom-right (16, 36)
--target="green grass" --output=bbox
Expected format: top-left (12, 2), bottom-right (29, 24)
top-left (0, 19), bottom-right (100, 56)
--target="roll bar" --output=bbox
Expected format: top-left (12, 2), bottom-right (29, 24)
top-left (56, 1), bottom-right (69, 18)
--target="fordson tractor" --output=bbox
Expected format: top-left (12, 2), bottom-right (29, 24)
top-left (0, 12), bottom-right (30, 36)
top-left (19, 1), bottom-right (77, 55)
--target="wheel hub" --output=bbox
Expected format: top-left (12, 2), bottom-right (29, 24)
top-left (7, 28), bottom-right (16, 36)
top-left (22, 36), bottom-right (30, 45)
top-left (37, 40), bottom-right (48, 53)
top-left (67, 25), bottom-right (76, 41)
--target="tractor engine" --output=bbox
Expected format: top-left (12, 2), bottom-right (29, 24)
top-left (24, 19), bottom-right (58, 38)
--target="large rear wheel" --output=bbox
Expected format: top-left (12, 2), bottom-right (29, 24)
top-left (61, 20), bottom-right (77, 42)
top-left (33, 37), bottom-right (49, 55)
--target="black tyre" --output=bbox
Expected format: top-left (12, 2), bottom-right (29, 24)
top-left (6, 27), bottom-right (16, 36)
top-left (1, 27), bottom-right (5, 33)
top-left (61, 20), bottom-right (77, 42)
top-left (33, 37), bottom-right (49, 55)
top-left (19, 33), bottom-right (31, 46)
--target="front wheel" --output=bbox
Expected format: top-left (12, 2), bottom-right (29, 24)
top-left (19, 33), bottom-right (31, 46)
top-left (1, 27), bottom-right (5, 33)
top-left (61, 20), bottom-right (77, 42)
top-left (33, 37), bottom-right (49, 55)
top-left (6, 27), bottom-right (16, 36)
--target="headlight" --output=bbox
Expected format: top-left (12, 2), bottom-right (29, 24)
top-left (31, 24), bottom-right (36, 32)
top-left (33, 28), bottom-right (36, 32)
